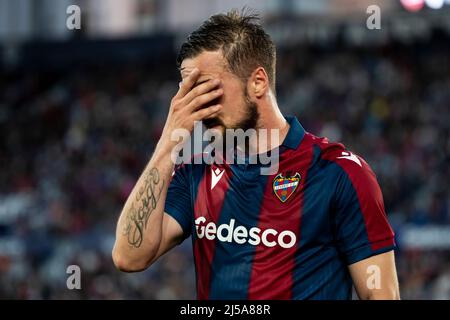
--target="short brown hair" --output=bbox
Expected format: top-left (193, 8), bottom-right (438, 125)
top-left (177, 9), bottom-right (276, 91)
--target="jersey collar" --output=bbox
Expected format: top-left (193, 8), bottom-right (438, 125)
top-left (281, 116), bottom-right (305, 150)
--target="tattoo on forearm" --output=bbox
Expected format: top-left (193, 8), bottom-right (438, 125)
top-left (123, 167), bottom-right (165, 248)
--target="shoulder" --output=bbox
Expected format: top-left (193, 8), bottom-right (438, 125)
top-left (304, 132), bottom-right (379, 187)
top-left (306, 132), bottom-right (370, 168)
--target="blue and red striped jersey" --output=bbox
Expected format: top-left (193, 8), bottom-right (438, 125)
top-left (164, 116), bottom-right (395, 300)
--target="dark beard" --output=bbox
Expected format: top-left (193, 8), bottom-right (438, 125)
top-left (205, 90), bottom-right (260, 159)
top-left (230, 99), bottom-right (259, 158)
top-left (203, 89), bottom-right (259, 131)
top-left (231, 94), bottom-right (259, 131)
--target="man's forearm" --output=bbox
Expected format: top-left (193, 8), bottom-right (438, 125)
top-left (112, 69), bottom-right (223, 272)
top-left (349, 251), bottom-right (400, 300)
top-left (365, 288), bottom-right (400, 300)
top-left (112, 140), bottom-right (174, 271)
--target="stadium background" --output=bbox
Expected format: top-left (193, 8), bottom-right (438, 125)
top-left (0, 0), bottom-right (449, 299)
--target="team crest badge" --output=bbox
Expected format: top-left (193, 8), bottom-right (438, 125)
top-left (272, 172), bottom-right (301, 203)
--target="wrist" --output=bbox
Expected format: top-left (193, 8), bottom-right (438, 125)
top-left (154, 138), bottom-right (173, 156)
top-left (154, 134), bottom-right (180, 163)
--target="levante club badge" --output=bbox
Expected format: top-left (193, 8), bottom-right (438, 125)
top-left (272, 172), bottom-right (301, 203)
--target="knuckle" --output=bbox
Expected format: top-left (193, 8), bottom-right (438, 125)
top-left (200, 95), bottom-right (210, 104)
top-left (186, 77), bottom-right (195, 86)
top-left (191, 87), bottom-right (201, 96)
top-left (179, 83), bottom-right (188, 92)
top-left (181, 82), bottom-right (189, 90)
top-left (192, 96), bottom-right (202, 106)
top-left (172, 100), bottom-right (183, 111)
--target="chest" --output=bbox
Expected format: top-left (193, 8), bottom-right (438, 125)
top-left (191, 158), bottom-right (336, 248)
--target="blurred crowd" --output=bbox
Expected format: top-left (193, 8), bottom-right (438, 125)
top-left (0, 33), bottom-right (448, 299)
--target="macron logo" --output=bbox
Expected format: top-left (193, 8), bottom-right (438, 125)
top-left (337, 151), bottom-right (362, 167)
top-left (211, 167), bottom-right (225, 190)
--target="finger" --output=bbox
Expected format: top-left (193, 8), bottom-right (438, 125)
top-left (203, 110), bottom-right (221, 119)
top-left (182, 78), bottom-right (221, 105)
top-left (192, 104), bottom-right (222, 121)
top-left (186, 88), bottom-right (223, 112)
top-left (175, 68), bottom-right (200, 98)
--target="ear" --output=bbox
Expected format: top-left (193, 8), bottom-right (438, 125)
top-left (248, 67), bottom-right (269, 99)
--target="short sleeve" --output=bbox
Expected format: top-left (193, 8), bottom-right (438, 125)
top-left (332, 155), bottom-right (396, 265)
top-left (164, 164), bottom-right (193, 239)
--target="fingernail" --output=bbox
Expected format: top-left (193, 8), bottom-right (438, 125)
top-left (213, 79), bottom-right (220, 85)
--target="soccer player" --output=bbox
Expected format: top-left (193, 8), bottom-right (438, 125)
top-left (112, 10), bottom-right (400, 300)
